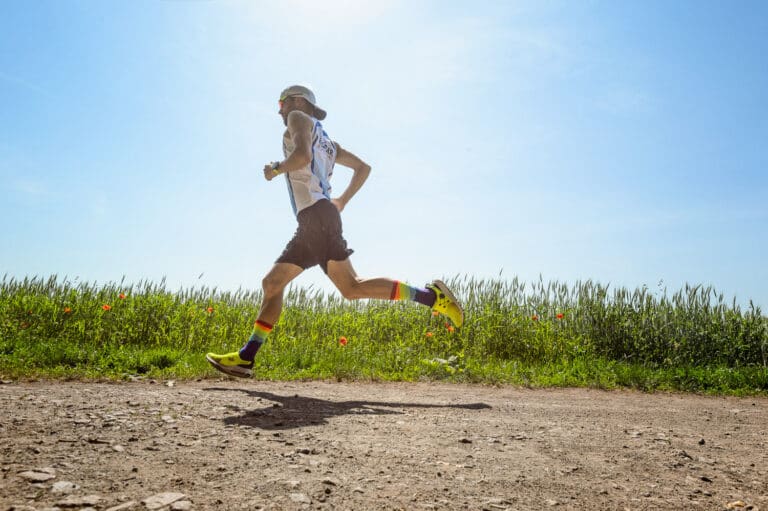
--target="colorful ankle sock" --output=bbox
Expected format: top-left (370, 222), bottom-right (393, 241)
top-left (239, 320), bottom-right (273, 361)
top-left (390, 281), bottom-right (436, 307)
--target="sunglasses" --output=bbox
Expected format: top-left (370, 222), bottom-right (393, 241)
top-left (278, 95), bottom-right (300, 109)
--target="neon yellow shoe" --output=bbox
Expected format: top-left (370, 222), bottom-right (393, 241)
top-left (427, 279), bottom-right (464, 328)
top-left (205, 351), bottom-right (254, 378)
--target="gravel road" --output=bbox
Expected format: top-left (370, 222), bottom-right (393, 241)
top-left (1, 380), bottom-right (766, 510)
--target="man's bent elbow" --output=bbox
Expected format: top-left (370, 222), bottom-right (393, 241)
top-left (357, 164), bottom-right (372, 177)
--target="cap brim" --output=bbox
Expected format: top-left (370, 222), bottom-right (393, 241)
top-left (313, 106), bottom-right (327, 120)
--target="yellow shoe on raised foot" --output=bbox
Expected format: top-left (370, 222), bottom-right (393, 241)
top-left (427, 279), bottom-right (464, 328)
top-left (205, 351), bottom-right (254, 378)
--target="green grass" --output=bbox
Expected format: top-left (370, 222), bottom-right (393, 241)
top-left (1, 274), bottom-right (766, 395)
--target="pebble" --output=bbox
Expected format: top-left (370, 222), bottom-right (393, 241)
top-left (170, 501), bottom-right (193, 510)
top-left (289, 493), bottom-right (311, 504)
top-left (142, 492), bottom-right (187, 510)
top-left (105, 502), bottom-right (138, 511)
top-left (51, 481), bottom-right (80, 494)
top-left (55, 495), bottom-right (102, 507)
top-left (483, 498), bottom-right (512, 509)
top-left (19, 468), bottom-right (56, 482)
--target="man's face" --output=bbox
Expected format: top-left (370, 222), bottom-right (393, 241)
top-left (278, 95), bottom-right (300, 126)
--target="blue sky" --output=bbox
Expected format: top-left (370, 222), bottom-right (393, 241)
top-left (2, 0), bottom-right (767, 309)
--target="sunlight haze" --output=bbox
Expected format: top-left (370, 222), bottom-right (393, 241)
top-left (2, 0), bottom-right (766, 308)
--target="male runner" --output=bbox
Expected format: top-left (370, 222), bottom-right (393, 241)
top-left (206, 85), bottom-right (463, 378)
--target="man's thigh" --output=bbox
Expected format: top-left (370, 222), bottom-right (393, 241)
top-left (325, 258), bottom-right (358, 291)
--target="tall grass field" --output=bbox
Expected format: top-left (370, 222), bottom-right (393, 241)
top-left (1, 275), bottom-right (766, 394)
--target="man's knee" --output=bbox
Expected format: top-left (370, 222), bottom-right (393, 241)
top-left (261, 263), bottom-right (303, 297)
top-left (262, 274), bottom-right (286, 297)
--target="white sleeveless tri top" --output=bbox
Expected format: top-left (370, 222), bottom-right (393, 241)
top-left (282, 117), bottom-right (337, 216)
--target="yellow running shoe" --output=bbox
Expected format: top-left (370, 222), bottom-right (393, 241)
top-left (427, 279), bottom-right (464, 328)
top-left (205, 351), bottom-right (254, 378)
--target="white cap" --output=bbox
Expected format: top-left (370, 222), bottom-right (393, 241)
top-left (279, 84), bottom-right (327, 120)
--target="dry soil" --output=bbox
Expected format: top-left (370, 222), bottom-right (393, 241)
top-left (1, 380), bottom-right (766, 510)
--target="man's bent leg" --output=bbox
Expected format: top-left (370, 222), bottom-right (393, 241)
top-left (326, 258), bottom-right (396, 300)
top-left (326, 258), bottom-right (464, 327)
top-left (326, 258), bottom-right (439, 310)
top-left (206, 262), bottom-right (304, 378)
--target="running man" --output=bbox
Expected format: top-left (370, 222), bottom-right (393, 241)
top-left (206, 85), bottom-right (463, 378)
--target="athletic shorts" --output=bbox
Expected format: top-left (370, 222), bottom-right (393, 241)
top-left (276, 199), bottom-right (354, 274)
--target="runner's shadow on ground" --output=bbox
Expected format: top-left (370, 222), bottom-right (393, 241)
top-left (205, 387), bottom-right (491, 431)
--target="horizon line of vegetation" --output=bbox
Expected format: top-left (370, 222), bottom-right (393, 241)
top-left (1, 274), bottom-right (766, 394)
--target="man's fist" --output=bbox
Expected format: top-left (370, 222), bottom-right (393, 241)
top-left (263, 162), bottom-right (280, 181)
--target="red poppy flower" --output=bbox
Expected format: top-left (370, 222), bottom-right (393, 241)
top-left (102, 304), bottom-right (112, 311)
top-left (64, 307), bottom-right (72, 314)
top-left (119, 293), bottom-right (126, 300)
top-left (339, 336), bottom-right (348, 346)
top-left (556, 313), bottom-right (564, 320)
top-left (426, 332), bottom-right (433, 338)
top-left (447, 326), bottom-right (455, 333)
top-left (531, 315), bottom-right (539, 321)
top-left (206, 307), bottom-right (214, 314)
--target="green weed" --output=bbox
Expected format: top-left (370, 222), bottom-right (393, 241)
top-left (0, 274), bottom-right (765, 394)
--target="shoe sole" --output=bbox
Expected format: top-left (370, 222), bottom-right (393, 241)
top-left (205, 354), bottom-right (253, 378)
top-left (432, 279), bottom-right (464, 326)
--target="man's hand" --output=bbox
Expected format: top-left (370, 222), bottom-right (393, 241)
top-left (263, 162), bottom-right (279, 181)
top-left (332, 143), bottom-right (371, 211)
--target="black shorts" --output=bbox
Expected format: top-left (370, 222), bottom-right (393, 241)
top-left (276, 199), bottom-right (354, 273)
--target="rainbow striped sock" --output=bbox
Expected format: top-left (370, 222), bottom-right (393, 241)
top-left (239, 320), bottom-right (273, 361)
top-left (390, 281), bottom-right (436, 307)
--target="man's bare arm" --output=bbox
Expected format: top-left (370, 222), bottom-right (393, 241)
top-left (332, 143), bottom-right (371, 212)
top-left (263, 111), bottom-right (314, 181)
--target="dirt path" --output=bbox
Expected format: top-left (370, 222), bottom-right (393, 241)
top-left (1, 380), bottom-right (766, 510)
